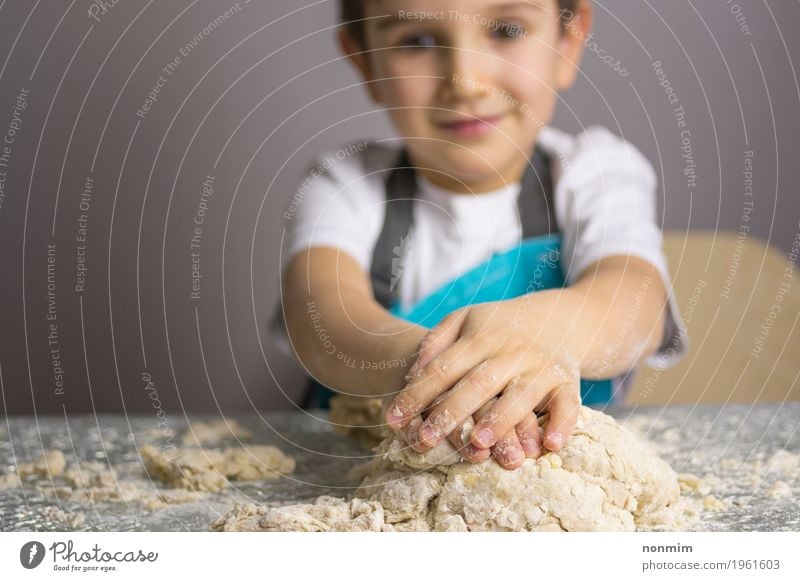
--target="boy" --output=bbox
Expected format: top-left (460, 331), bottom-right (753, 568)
top-left (273, 0), bottom-right (687, 470)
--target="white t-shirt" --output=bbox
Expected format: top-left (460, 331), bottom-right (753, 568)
top-left (274, 125), bottom-right (688, 375)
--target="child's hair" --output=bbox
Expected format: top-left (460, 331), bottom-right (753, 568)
top-left (340, 0), bottom-right (580, 49)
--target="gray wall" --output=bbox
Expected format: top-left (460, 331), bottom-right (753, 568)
top-left (0, 1), bottom-right (798, 415)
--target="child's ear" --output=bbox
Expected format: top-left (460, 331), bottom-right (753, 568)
top-left (555, 0), bottom-right (594, 91)
top-left (337, 27), bottom-right (384, 104)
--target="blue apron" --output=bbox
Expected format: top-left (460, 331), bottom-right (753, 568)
top-left (302, 146), bottom-right (614, 409)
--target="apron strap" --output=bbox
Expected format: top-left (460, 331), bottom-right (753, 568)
top-left (519, 144), bottom-right (557, 239)
top-left (370, 148), bottom-right (417, 310)
top-left (370, 145), bottom-right (557, 309)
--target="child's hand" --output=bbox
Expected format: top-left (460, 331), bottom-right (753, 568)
top-left (391, 394), bottom-right (543, 469)
top-left (384, 293), bottom-right (582, 469)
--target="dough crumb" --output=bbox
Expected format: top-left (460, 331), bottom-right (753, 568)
top-left (141, 489), bottom-right (205, 510)
top-left (0, 472), bottom-right (22, 490)
top-left (141, 446), bottom-right (227, 492)
top-left (41, 506), bottom-right (86, 528)
top-left (702, 495), bottom-right (727, 512)
top-left (18, 449), bottom-right (66, 478)
top-left (765, 449), bottom-right (799, 478)
top-left (765, 481), bottom-right (792, 499)
top-left (141, 444), bottom-right (295, 492)
top-left (329, 395), bottom-right (386, 448)
top-left (13, 456), bottom-right (206, 510)
top-left (181, 419), bottom-right (252, 446)
top-left (678, 472), bottom-right (715, 496)
top-left (63, 461), bottom-right (116, 489)
top-left (211, 498), bottom-right (384, 532)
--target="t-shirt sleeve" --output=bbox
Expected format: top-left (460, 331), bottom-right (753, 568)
top-left (271, 147), bottom-right (383, 357)
top-left (280, 153), bottom-right (380, 274)
top-left (557, 126), bottom-right (688, 368)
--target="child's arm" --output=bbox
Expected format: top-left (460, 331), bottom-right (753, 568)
top-left (282, 245), bottom-right (427, 398)
top-left (384, 254), bottom-right (667, 456)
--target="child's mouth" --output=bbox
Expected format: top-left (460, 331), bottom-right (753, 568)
top-left (436, 114), bottom-right (504, 138)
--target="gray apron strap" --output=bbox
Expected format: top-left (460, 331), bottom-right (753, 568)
top-left (370, 145), bottom-right (556, 309)
top-left (519, 144), bottom-right (556, 239)
top-left (369, 148), bottom-right (417, 309)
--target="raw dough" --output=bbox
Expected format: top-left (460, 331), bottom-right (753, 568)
top-left (766, 481), bottom-right (791, 499)
top-left (63, 461), bottom-right (117, 489)
top-left (213, 406), bottom-right (695, 532)
top-left (0, 443), bottom-right (295, 513)
top-left (702, 495), bottom-right (727, 512)
top-left (765, 449), bottom-right (799, 477)
top-left (181, 419), bottom-right (252, 446)
top-left (41, 506), bottom-right (86, 528)
top-left (4, 452), bottom-right (205, 510)
top-left (212, 497), bottom-right (385, 532)
top-left (329, 395), bottom-right (385, 448)
top-left (141, 489), bottom-right (206, 509)
top-left (0, 472), bottom-right (22, 490)
top-left (46, 460), bottom-right (205, 508)
top-left (141, 444), bottom-right (295, 492)
top-left (141, 447), bottom-right (227, 492)
top-left (55, 481), bottom-right (204, 509)
top-left (18, 449), bottom-right (66, 478)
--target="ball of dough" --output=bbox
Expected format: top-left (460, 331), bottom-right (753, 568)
top-left (214, 406), bottom-right (688, 531)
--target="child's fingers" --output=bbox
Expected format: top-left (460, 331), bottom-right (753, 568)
top-left (490, 429), bottom-right (526, 470)
top-left (515, 412), bottom-right (543, 458)
top-left (476, 396), bottom-right (529, 471)
top-left (385, 309), bottom-right (467, 432)
top-left (469, 371), bottom-right (562, 450)
top-left (415, 355), bottom-right (524, 451)
top-left (447, 398), bottom-right (496, 463)
top-left (400, 415), bottom-right (427, 453)
top-left (541, 386), bottom-right (580, 452)
top-left (405, 309), bottom-right (468, 379)
top-left (446, 414), bottom-right (490, 463)
top-left (385, 336), bottom-right (488, 433)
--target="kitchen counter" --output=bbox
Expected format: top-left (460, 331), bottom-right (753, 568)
top-left (1, 403), bottom-right (798, 531)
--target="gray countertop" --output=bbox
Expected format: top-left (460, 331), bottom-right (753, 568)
top-left (1, 404), bottom-right (799, 532)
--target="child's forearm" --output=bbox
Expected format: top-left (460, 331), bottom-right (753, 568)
top-left (286, 281), bottom-right (426, 398)
top-left (567, 255), bottom-right (667, 378)
top-left (514, 255), bottom-right (667, 380)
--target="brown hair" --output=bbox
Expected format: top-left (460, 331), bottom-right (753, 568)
top-left (340, 0), bottom-right (579, 49)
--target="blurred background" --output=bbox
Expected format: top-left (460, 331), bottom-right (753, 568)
top-left (0, 0), bottom-right (798, 416)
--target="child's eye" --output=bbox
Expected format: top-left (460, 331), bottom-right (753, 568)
top-left (395, 32), bottom-right (439, 51)
top-left (491, 21), bottom-right (528, 40)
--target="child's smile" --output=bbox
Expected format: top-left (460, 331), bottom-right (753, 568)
top-left (435, 111), bottom-right (508, 139)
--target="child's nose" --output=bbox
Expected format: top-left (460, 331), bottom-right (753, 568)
top-left (442, 45), bottom-right (498, 98)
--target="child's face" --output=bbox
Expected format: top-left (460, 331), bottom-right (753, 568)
top-left (340, 0), bottom-right (591, 192)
